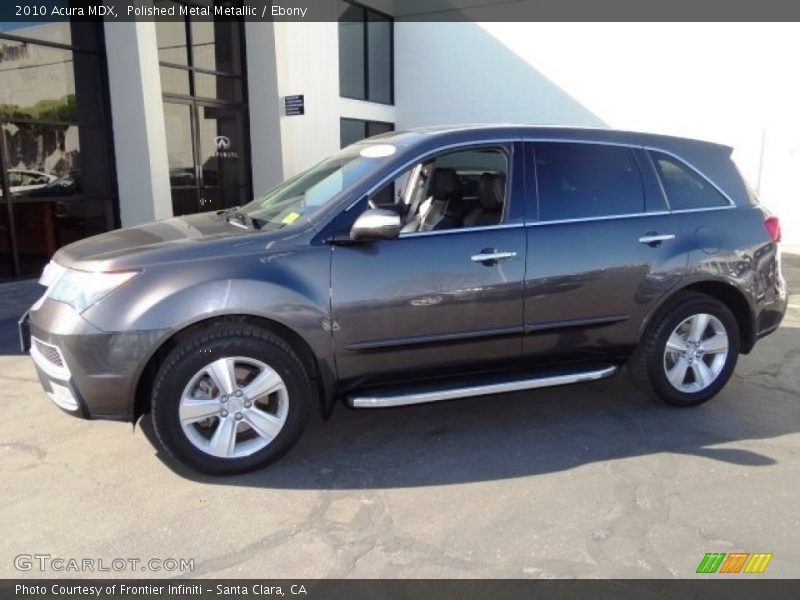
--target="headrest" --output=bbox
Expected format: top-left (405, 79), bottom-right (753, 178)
top-left (430, 168), bottom-right (462, 199)
top-left (479, 172), bottom-right (505, 210)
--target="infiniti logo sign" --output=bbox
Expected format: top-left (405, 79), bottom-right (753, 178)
top-left (213, 135), bottom-right (231, 150)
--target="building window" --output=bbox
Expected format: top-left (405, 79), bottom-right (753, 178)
top-left (338, 1), bottom-right (393, 105)
top-left (0, 22), bottom-right (116, 279)
top-left (155, 0), bottom-right (252, 217)
top-left (340, 118), bottom-right (394, 148)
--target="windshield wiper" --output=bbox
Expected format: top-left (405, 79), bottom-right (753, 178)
top-left (221, 207), bottom-right (254, 230)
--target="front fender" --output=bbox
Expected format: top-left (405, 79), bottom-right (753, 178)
top-left (82, 247), bottom-right (335, 417)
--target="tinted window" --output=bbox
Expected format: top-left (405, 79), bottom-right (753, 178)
top-left (340, 118), bottom-right (394, 148)
top-left (367, 12), bottom-right (392, 104)
top-left (535, 143), bottom-right (645, 221)
top-left (338, 1), bottom-right (393, 104)
top-left (338, 3), bottom-right (365, 100)
top-left (651, 151), bottom-right (729, 210)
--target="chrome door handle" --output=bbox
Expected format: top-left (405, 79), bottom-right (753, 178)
top-left (471, 251), bottom-right (517, 263)
top-left (638, 233), bottom-right (676, 245)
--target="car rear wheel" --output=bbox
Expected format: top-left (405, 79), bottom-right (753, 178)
top-left (628, 292), bottom-right (740, 407)
top-left (151, 326), bottom-right (311, 475)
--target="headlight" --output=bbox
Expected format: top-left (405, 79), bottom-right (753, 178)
top-left (46, 267), bottom-right (140, 313)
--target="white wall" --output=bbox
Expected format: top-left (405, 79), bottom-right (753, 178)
top-left (245, 21), bottom-right (285, 197)
top-left (395, 22), bottom-right (800, 242)
top-left (272, 22), bottom-right (395, 177)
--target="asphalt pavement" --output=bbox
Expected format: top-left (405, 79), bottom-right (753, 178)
top-left (1, 251), bottom-right (799, 579)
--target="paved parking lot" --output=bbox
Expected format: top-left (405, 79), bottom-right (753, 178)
top-left (2, 252), bottom-right (799, 579)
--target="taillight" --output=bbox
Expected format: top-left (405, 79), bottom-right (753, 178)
top-left (764, 215), bottom-right (782, 243)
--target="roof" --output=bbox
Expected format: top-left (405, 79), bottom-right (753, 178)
top-left (382, 124), bottom-right (733, 154)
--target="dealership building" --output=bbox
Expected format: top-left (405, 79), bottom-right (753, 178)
top-left (1, 3), bottom-right (798, 280)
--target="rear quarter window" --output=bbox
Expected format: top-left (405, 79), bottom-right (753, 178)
top-left (650, 151), bottom-right (730, 210)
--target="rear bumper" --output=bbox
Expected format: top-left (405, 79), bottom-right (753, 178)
top-left (22, 299), bottom-right (167, 421)
top-left (754, 291), bottom-right (788, 344)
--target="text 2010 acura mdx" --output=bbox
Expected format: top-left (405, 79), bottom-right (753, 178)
top-left (20, 126), bottom-right (787, 474)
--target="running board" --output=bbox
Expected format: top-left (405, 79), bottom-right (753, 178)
top-left (347, 365), bottom-right (618, 409)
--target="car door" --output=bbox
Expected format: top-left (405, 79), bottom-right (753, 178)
top-left (330, 142), bottom-right (527, 386)
top-left (522, 141), bottom-right (687, 361)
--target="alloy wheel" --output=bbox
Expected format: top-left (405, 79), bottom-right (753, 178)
top-left (178, 357), bottom-right (288, 458)
top-left (663, 313), bottom-right (729, 393)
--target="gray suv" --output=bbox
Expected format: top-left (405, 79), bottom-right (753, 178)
top-left (20, 126), bottom-right (787, 474)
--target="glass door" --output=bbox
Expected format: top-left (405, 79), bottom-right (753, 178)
top-left (165, 101), bottom-right (249, 215)
top-left (157, 4), bottom-right (251, 217)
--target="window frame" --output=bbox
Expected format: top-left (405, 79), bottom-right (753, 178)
top-left (155, 1), bottom-right (248, 104)
top-left (338, 0), bottom-right (395, 105)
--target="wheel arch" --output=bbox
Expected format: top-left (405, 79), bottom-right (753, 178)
top-left (133, 314), bottom-right (335, 424)
top-left (639, 279), bottom-right (755, 354)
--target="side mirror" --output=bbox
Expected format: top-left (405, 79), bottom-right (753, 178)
top-left (350, 208), bottom-right (401, 241)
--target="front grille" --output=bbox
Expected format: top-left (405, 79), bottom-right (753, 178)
top-left (33, 339), bottom-right (65, 368)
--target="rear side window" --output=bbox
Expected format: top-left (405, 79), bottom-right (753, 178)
top-left (535, 143), bottom-right (645, 221)
top-left (650, 151), bottom-right (729, 210)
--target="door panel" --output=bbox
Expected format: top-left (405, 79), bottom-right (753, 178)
top-left (522, 141), bottom-right (687, 361)
top-left (331, 227), bottom-right (526, 385)
top-left (523, 215), bottom-right (687, 360)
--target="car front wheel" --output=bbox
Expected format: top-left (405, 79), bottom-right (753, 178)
top-left (151, 326), bottom-right (311, 475)
top-left (628, 292), bottom-right (740, 407)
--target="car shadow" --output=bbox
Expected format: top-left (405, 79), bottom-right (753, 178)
top-left (139, 321), bottom-right (799, 489)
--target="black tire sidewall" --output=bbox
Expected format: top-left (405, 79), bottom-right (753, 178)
top-left (152, 330), bottom-right (311, 475)
top-left (646, 295), bottom-right (740, 407)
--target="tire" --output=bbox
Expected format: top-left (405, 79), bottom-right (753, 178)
top-left (151, 325), bottom-right (311, 475)
top-left (628, 292), bottom-right (740, 407)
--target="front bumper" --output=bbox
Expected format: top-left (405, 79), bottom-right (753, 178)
top-left (21, 299), bottom-right (167, 421)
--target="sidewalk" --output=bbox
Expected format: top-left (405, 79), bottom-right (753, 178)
top-left (0, 278), bottom-right (40, 355)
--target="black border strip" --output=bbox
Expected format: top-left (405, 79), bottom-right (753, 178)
top-left (2, 0), bottom-right (800, 22)
top-left (2, 579), bottom-right (800, 600)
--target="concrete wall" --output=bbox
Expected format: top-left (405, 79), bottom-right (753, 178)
top-left (394, 22), bottom-right (800, 242)
top-left (104, 21), bottom-right (173, 226)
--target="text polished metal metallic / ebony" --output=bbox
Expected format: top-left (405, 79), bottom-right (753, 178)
top-left (21, 125), bottom-right (787, 475)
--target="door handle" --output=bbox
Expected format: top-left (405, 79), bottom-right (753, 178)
top-left (471, 251), bottom-right (517, 264)
top-left (638, 233), bottom-right (676, 245)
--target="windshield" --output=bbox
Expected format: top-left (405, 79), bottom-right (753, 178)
top-left (239, 143), bottom-right (396, 229)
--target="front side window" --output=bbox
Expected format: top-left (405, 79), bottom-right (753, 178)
top-left (535, 142), bottom-right (645, 222)
top-left (650, 151), bottom-right (729, 211)
top-left (367, 146), bottom-right (509, 234)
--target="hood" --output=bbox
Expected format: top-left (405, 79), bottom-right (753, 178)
top-left (53, 212), bottom-right (291, 271)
